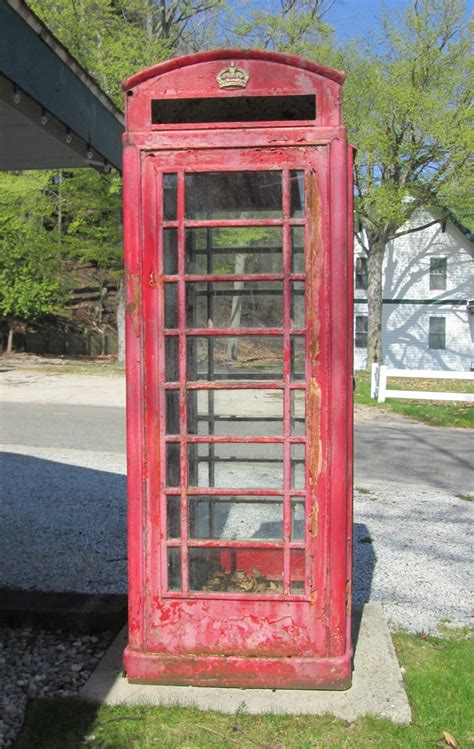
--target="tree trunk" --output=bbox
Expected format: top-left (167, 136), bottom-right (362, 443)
top-left (227, 253), bottom-right (247, 360)
top-left (366, 239), bottom-right (385, 369)
top-left (6, 321), bottom-right (14, 354)
top-left (117, 277), bottom-right (126, 365)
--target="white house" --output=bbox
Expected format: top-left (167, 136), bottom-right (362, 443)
top-left (353, 208), bottom-right (474, 371)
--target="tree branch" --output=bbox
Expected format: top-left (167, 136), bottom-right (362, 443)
top-left (389, 218), bottom-right (442, 241)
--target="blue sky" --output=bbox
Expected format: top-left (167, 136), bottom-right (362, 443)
top-left (250, 0), bottom-right (473, 43)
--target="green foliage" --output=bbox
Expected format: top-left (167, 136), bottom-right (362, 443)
top-left (0, 172), bottom-right (66, 324)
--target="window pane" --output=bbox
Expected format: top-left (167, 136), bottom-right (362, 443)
top-left (290, 549), bottom-right (305, 595)
top-left (291, 227), bottom-right (305, 273)
top-left (430, 257), bottom-right (447, 290)
top-left (189, 548), bottom-right (284, 594)
top-left (428, 316), bottom-right (446, 349)
top-left (185, 227), bottom-right (283, 274)
top-left (187, 335), bottom-right (284, 381)
top-left (163, 174), bottom-right (177, 221)
top-left (291, 282), bottom-right (305, 328)
top-left (167, 496), bottom-right (181, 539)
top-left (290, 170), bottom-right (305, 218)
top-left (291, 391), bottom-right (305, 436)
top-left (166, 443), bottom-right (180, 486)
top-left (189, 496), bottom-right (283, 540)
top-left (165, 336), bottom-right (179, 381)
top-left (165, 390), bottom-right (180, 434)
top-left (163, 229), bottom-right (178, 274)
top-left (188, 442), bottom-right (284, 489)
top-left (291, 499), bottom-right (305, 541)
top-left (185, 171), bottom-right (282, 220)
top-left (164, 283), bottom-right (178, 328)
top-left (291, 336), bottom-right (305, 380)
top-left (186, 281), bottom-right (283, 329)
top-left (188, 389), bottom-right (283, 437)
top-left (167, 548), bottom-right (181, 591)
top-left (355, 316), bottom-right (368, 348)
top-left (291, 444), bottom-right (305, 489)
top-left (355, 256), bottom-right (368, 290)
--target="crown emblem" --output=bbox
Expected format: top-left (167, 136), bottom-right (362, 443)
top-left (216, 62), bottom-right (249, 89)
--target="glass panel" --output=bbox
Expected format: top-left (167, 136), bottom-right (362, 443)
top-left (290, 549), bottom-right (305, 595)
top-left (165, 336), bottom-right (179, 381)
top-left (166, 496), bottom-right (181, 539)
top-left (290, 170), bottom-right (305, 218)
top-left (291, 391), bottom-right (305, 436)
top-left (188, 389), bottom-right (283, 437)
top-left (163, 229), bottom-right (178, 274)
top-left (189, 496), bottom-right (283, 540)
top-left (166, 443), bottom-right (180, 487)
top-left (163, 174), bottom-right (177, 221)
top-left (188, 443), bottom-right (284, 489)
top-left (186, 281), bottom-right (283, 329)
top-left (185, 227), bottom-right (283, 274)
top-left (167, 548), bottom-right (181, 591)
top-left (291, 336), bottom-right (305, 380)
top-left (291, 444), bottom-right (305, 489)
top-left (165, 390), bottom-right (180, 434)
top-left (291, 227), bottom-right (305, 273)
top-left (185, 171), bottom-right (282, 220)
top-left (291, 499), bottom-right (305, 541)
top-left (291, 282), bottom-right (305, 328)
top-left (164, 283), bottom-right (178, 328)
top-left (187, 335), bottom-right (284, 381)
top-left (189, 548), bottom-right (284, 594)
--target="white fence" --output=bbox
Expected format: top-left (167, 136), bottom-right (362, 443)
top-left (371, 364), bottom-right (474, 404)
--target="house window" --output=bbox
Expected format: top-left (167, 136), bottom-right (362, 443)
top-left (355, 256), bottom-right (368, 290)
top-left (355, 315), bottom-right (368, 348)
top-left (428, 317), bottom-right (446, 350)
top-left (430, 257), bottom-right (447, 290)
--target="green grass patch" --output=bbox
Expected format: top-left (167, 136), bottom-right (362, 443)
top-left (13, 632), bottom-right (473, 749)
top-left (455, 493), bottom-right (474, 502)
top-left (355, 372), bottom-right (474, 428)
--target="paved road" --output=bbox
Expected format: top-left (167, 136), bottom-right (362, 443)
top-left (1, 401), bottom-right (472, 494)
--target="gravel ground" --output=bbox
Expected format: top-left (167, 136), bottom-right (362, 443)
top-left (0, 628), bottom-right (114, 748)
top-left (1, 366), bottom-right (472, 745)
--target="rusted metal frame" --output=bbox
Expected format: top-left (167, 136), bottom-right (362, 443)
top-left (164, 382), bottom-right (306, 390)
top-left (125, 129), bottom-right (338, 151)
top-left (160, 591), bottom-right (308, 602)
top-left (165, 435), bottom-right (306, 444)
top-left (282, 169), bottom-right (292, 595)
top-left (166, 540), bottom-right (305, 549)
top-left (327, 135), bottom-right (349, 657)
top-left (345, 144), bottom-right (355, 661)
top-left (164, 328), bottom-right (305, 336)
top-left (163, 219), bottom-right (305, 229)
top-left (177, 171), bottom-right (189, 594)
top-left (165, 487), bottom-right (306, 496)
top-left (123, 145), bottom-right (146, 650)
top-left (161, 273), bottom-right (306, 283)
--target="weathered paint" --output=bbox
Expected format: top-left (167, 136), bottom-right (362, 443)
top-left (123, 49), bottom-right (353, 689)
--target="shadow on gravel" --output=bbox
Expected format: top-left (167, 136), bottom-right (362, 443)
top-left (352, 523), bottom-right (377, 652)
top-left (0, 451), bottom-right (127, 595)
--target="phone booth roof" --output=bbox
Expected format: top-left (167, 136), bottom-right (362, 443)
top-left (122, 49), bottom-right (346, 132)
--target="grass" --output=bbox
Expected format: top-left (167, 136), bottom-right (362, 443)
top-left (13, 632), bottom-right (474, 749)
top-left (355, 371), bottom-right (474, 428)
top-left (0, 353), bottom-right (124, 376)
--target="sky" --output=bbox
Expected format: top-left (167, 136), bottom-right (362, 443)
top-left (251, 0), bottom-right (474, 43)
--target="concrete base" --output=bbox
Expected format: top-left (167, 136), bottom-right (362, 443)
top-left (80, 604), bottom-right (411, 724)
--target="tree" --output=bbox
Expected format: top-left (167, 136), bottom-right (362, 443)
top-left (340, 0), bottom-right (473, 366)
top-left (0, 173), bottom-right (66, 352)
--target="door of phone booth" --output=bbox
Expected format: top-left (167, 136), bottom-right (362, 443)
top-left (122, 50), bottom-right (353, 689)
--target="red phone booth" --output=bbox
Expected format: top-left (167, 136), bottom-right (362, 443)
top-left (122, 50), bottom-right (353, 689)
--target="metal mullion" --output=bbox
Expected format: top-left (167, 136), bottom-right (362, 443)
top-left (162, 220), bottom-right (307, 229)
top-left (282, 170), bottom-right (292, 595)
top-left (161, 273), bottom-right (306, 282)
top-left (166, 487), bottom-right (306, 497)
top-left (177, 171), bottom-right (189, 594)
top-left (165, 435), bottom-right (305, 444)
top-left (170, 382), bottom-right (286, 390)
top-left (164, 328), bottom-right (304, 336)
